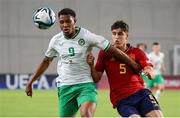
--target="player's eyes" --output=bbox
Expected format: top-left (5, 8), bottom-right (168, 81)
top-left (59, 20), bottom-right (64, 24)
top-left (112, 32), bottom-right (117, 35)
top-left (66, 20), bottom-right (72, 23)
top-left (59, 20), bottom-right (72, 24)
top-left (112, 32), bottom-right (123, 36)
top-left (118, 32), bottom-right (123, 35)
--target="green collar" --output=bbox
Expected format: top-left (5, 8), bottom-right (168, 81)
top-left (64, 27), bottom-right (81, 39)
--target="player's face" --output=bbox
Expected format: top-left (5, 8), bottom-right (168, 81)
top-left (139, 45), bottom-right (146, 51)
top-left (111, 28), bottom-right (128, 49)
top-left (59, 15), bottom-right (76, 36)
top-left (153, 45), bottom-right (160, 53)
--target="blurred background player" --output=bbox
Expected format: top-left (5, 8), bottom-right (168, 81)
top-left (87, 20), bottom-right (163, 117)
top-left (25, 8), bottom-right (141, 117)
top-left (137, 43), bottom-right (151, 88)
top-left (148, 42), bottom-right (166, 100)
top-left (137, 43), bottom-right (148, 56)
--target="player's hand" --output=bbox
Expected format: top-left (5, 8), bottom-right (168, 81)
top-left (25, 82), bottom-right (33, 97)
top-left (142, 66), bottom-right (154, 79)
top-left (86, 52), bottom-right (95, 67)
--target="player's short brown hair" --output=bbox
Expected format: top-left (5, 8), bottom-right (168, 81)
top-left (111, 20), bottom-right (129, 33)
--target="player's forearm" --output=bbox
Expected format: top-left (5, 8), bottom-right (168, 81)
top-left (90, 65), bottom-right (102, 83)
top-left (143, 66), bottom-right (154, 79)
top-left (106, 45), bottom-right (142, 73)
top-left (29, 57), bottom-right (52, 84)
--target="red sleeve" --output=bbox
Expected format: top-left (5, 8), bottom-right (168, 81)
top-left (95, 50), bottom-right (106, 72)
top-left (135, 48), bottom-right (153, 68)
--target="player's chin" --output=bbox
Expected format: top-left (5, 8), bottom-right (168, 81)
top-left (63, 32), bottom-right (71, 36)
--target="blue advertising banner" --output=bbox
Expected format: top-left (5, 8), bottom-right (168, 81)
top-left (1, 74), bottom-right (180, 90)
top-left (0, 74), bottom-right (58, 89)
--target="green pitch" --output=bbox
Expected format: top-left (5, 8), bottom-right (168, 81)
top-left (0, 89), bottom-right (180, 117)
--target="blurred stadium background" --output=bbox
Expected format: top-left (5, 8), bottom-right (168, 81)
top-left (0, 0), bottom-right (180, 117)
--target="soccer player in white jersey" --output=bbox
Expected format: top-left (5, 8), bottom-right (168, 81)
top-left (25, 8), bottom-right (141, 117)
top-left (148, 42), bottom-right (166, 100)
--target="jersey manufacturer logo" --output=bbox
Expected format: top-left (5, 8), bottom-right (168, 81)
top-left (78, 38), bottom-right (85, 46)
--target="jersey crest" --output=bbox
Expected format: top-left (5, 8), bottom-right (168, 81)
top-left (78, 38), bottom-right (85, 46)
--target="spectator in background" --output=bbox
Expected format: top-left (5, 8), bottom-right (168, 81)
top-left (148, 42), bottom-right (166, 100)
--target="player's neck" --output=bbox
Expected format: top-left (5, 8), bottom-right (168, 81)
top-left (64, 27), bottom-right (79, 39)
top-left (120, 44), bottom-right (128, 52)
top-left (154, 51), bottom-right (160, 55)
top-left (64, 32), bottom-right (75, 39)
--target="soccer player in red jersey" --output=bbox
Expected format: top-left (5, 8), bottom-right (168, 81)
top-left (87, 20), bottom-right (163, 117)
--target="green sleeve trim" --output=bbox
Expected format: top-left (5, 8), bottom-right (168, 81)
top-left (45, 55), bottom-right (57, 59)
top-left (103, 42), bottom-right (110, 51)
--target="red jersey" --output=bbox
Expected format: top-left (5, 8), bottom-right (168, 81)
top-left (95, 44), bottom-right (152, 107)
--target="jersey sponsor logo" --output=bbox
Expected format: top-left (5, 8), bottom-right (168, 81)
top-left (78, 38), bottom-right (85, 46)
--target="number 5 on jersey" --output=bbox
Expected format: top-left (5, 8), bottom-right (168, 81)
top-left (119, 64), bottom-right (126, 74)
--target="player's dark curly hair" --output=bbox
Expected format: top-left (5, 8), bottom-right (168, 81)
top-left (58, 8), bottom-right (76, 18)
top-left (111, 20), bottom-right (129, 33)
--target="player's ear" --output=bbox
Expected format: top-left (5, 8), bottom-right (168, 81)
top-left (125, 33), bottom-right (128, 41)
top-left (74, 17), bottom-right (77, 23)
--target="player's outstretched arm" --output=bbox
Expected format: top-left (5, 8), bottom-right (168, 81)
top-left (87, 53), bottom-right (103, 83)
top-left (25, 57), bottom-right (53, 97)
top-left (106, 45), bottom-right (142, 73)
top-left (142, 66), bottom-right (154, 80)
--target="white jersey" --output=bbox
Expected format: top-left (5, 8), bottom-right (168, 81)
top-left (45, 27), bottom-right (110, 87)
top-left (148, 52), bottom-right (164, 75)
